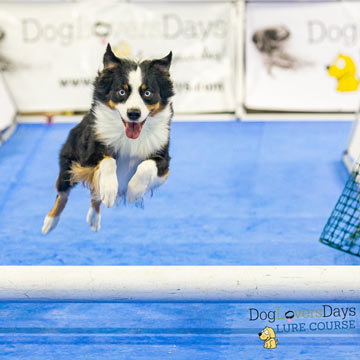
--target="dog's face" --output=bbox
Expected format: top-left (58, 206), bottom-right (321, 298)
top-left (94, 44), bottom-right (174, 139)
top-left (259, 326), bottom-right (275, 341)
top-left (328, 54), bottom-right (356, 79)
top-left (252, 26), bottom-right (290, 54)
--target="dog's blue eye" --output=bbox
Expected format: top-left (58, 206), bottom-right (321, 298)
top-left (144, 90), bottom-right (151, 97)
top-left (119, 89), bottom-right (126, 96)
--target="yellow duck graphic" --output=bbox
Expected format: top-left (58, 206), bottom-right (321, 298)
top-left (327, 54), bottom-right (360, 92)
top-left (259, 326), bottom-right (278, 349)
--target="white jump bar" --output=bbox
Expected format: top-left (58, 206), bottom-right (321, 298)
top-left (0, 266), bottom-right (359, 303)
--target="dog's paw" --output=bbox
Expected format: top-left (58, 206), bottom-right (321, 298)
top-left (126, 185), bottom-right (146, 204)
top-left (42, 215), bottom-right (60, 235)
top-left (126, 160), bottom-right (158, 204)
top-left (126, 176), bottom-right (148, 204)
top-left (99, 175), bottom-right (118, 208)
top-left (86, 207), bottom-right (101, 232)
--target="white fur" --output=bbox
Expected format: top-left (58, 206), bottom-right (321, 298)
top-left (99, 157), bottom-right (118, 208)
top-left (86, 207), bottom-right (101, 232)
top-left (94, 101), bottom-right (171, 159)
top-left (41, 215), bottom-right (60, 235)
top-left (115, 67), bottom-right (150, 123)
top-left (127, 159), bottom-right (167, 203)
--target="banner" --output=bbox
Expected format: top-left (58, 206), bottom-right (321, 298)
top-left (245, 1), bottom-right (360, 112)
top-left (0, 73), bottom-right (16, 135)
top-left (0, 0), bottom-right (236, 114)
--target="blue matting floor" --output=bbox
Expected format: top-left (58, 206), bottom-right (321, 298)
top-left (0, 122), bottom-right (359, 359)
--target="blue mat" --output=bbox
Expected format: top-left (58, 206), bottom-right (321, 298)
top-left (0, 122), bottom-right (359, 359)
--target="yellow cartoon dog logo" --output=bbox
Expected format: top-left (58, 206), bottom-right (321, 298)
top-left (327, 54), bottom-right (359, 92)
top-left (258, 326), bottom-right (278, 349)
top-left (113, 41), bottom-right (131, 58)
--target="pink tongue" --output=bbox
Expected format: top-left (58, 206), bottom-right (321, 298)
top-left (125, 122), bottom-right (142, 139)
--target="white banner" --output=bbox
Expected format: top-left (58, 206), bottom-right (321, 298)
top-left (245, 1), bottom-right (360, 112)
top-left (0, 0), bottom-right (236, 114)
top-left (0, 73), bottom-right (16, 134)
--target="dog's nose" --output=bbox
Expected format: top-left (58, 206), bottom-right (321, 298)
top-left (326, 65), bottom-right (330, 70)
top-left (127, 109), bottom-right (141, 121)
top-left (258, 333), bottom-right (262, 336)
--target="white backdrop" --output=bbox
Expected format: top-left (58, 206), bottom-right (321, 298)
top-left (0, 0), bottom-right (236, 113)
top-left (246, 1), bottom-right (360, 112)
top-left (0, 73), bottom-right (16, 134)
top-left (4, 0), bottom-right (360, 116)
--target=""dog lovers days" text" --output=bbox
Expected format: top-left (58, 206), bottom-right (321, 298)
top-left (249, 305), bottom-right (356, 323)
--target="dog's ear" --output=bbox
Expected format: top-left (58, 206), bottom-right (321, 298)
top-left (268, 328), bottom-right (276, 339)
top-left (103, 43), bottom-right (121, 69)
top-left (151, 52), bottom-right (172, 72)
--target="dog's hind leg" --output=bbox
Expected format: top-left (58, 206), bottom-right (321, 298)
top-left (86, 195), bottom-right (102, 232)
top-left (42, 162), bottom-right (74, 235)
top-left (42, 190), bottom-right (69, 234)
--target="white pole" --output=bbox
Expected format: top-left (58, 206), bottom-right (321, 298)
top-left (0, 266), bottom-right (359, 303)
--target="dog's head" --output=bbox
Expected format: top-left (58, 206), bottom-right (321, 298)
top-left (93, 44), bottom-right (174, 140)
top-left (252, 26), bottom-right (290, 54)
top-left (327, 54), bottom-right (356, 79)
top-left (258, 326), bottom-right (276, 341)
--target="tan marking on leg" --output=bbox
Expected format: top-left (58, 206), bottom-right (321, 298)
top-left (47, 191), bottom-right (68, 218)
top-left (91, 198), bottom-right (101, 214)
top-left (86, 194), bottom-right (102, 232)
top-left (162, 169), bottom-right (170, 182)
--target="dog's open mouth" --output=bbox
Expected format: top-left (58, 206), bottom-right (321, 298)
top-left (122, 119), bottom-right (146, 139)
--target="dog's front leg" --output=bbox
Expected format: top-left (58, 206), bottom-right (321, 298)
top-left (98, 156), bottom-right (118, 208)
top-left (126, 160), bottom-right (169, 204)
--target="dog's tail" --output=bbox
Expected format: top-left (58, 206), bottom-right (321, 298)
top-left (68, 162), bottom-right (100, 193)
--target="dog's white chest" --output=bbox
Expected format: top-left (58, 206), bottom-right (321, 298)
top-left (116, 156), bottom-right (141, 195)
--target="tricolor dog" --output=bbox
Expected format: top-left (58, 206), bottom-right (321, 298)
top-left (42, 44), bottom-right (174, 234)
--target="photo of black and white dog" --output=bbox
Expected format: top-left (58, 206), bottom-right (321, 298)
top-left (252, 26), bottom-right (310, 75)
top-left (42, 44), bottom-right (174, 234)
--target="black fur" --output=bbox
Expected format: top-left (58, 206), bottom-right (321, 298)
top-left (140, 52), bottom-right (174, 107)
top-left (57, 112), bottom-right (110, 192)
